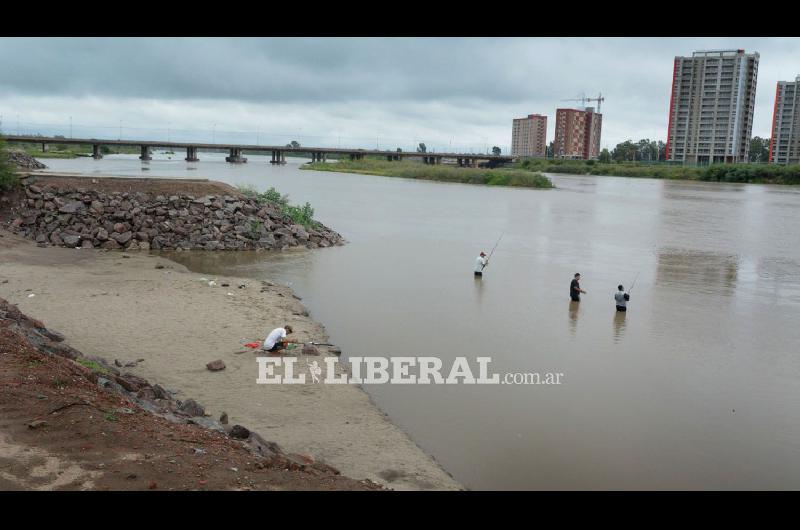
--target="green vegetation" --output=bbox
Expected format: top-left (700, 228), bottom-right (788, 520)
top-left (0, 136), bottom-right (18, 191)
top-left (302, 159), bottom-right (554, 189)
top-left (237, 184), bottom-right (319, 229)
top-left (516, 158), bottom-right (800, 185)
top-left (75, 357), bottom-right (111, 375)
top-left (605, 136), bottom-right (770, 164)
top-left (11, 139), bottom-right (141, 159)
top-left (104, 410), bottom-right (118, 422)
top-left (19, 144), bottom-right (141, 158)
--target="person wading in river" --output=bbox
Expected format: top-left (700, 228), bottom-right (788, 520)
top-left (570, 273), bottom-right (586, 302)
top-left (474, 252), bottom-right (489, 277)
top-left (262, 324), bottom-right (298, 353)
top-left (614, 285), bottom-right (630, 312)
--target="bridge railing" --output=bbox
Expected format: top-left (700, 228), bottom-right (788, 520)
top-left (0, 119), bottom-right (511, 156)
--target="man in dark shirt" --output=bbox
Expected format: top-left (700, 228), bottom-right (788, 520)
top-left (570, 273), bottom-right (586, 302)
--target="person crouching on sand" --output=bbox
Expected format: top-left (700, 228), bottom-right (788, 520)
top-left (262, 324), bottom-right (298, 353)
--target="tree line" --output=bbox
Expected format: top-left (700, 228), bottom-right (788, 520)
top-left (597, 137), bottom-right (771, 163)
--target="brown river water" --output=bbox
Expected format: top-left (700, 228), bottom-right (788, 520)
top-left (41, 153), bottom-right (800, 489)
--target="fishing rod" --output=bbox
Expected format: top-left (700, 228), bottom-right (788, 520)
top-left (628, 271), bottom-right (641, 293)
top-left (487, 232), bottom-right (504, 261)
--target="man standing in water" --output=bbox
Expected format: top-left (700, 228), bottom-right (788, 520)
top-left (474, 251), bottom-right (489, 277)
top-left (570, 273), bottom-right (586, 301)
top-left (614, 285), bottom-right (630, 312)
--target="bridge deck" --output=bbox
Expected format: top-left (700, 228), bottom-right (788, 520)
top-left (3, 135), bottom-right (513, 161)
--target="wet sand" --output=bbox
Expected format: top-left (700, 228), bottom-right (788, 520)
top-left (0, 230), bottom-right (461, 490)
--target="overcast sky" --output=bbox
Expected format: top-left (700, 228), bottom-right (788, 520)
top-left (1, 37), bottom-right (798, 153)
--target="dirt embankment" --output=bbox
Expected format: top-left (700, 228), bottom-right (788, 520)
top-left (0, 295), bottom-right (382, 491)
top-left (3, 174), bottom-right (343, 251)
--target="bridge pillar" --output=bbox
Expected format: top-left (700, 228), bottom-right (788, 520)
top-left (185, 146), bottom-right (199, 162)
top-left (270, 150), bottom-right (285, 164)
top-left (225, 147), bottom-right (247, 164)
top-left (139, 145), bottom-right (152, 161)
top-left (42, 143), bottom-right (49, 152)
top-left (92, 144), bottom-right (103, 160)
top-left (321, 152), bottom-right (327, 162)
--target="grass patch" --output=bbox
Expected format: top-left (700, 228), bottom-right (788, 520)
top-left (104, 410), bottom-right (118, 422)
top-left (302, 159), bottom-right (554, 189)
top-left (52, 377), bottom-right (68, 389)
top-left (515, 158), bottom-right (800, 185)
top-left (237, 184), bottom-right (319, 230)
top-left (75, 357), bottom-right (111, 375)
top-left (0, 136), bottom-right (19, 191)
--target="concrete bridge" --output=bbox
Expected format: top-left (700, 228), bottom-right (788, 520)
top-left (3, 135), bottom-right (514, 167)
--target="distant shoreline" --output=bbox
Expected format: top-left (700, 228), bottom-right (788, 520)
top-left (301, 159), bottom-right (554, 189)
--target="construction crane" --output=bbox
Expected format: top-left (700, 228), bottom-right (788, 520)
top-left (561, 92), bottom-right (588, 107)
top-left (586, 92), bottom-right (605, 113)
top-left (560, 92), bottom-right (605, 113)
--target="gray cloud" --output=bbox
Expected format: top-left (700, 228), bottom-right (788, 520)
top-left (1, 37), bottom-right (798, 151)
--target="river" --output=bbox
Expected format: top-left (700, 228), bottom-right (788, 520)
top-left (39, 152), bottom-right (800, 489)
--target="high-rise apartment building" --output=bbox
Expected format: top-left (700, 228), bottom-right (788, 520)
top-left (666, 49), bottom-right (759, 164)
top-left (769, 75), bottom-right (800, 165)
top-left (511, 114), bottom-right (547, 158)
top-left (553, 107), bottom-right (602, 159)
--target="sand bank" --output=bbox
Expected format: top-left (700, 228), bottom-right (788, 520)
top-left (0, 229), bottom-right (461, 490)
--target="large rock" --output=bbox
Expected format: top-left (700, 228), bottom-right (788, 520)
top-left (62, 234), bottom-right (81, 248)
top-left (112, 231), bottom-right (133, 245)
top-left (302, 343), bottom-right (320, 356)
top-left (58, 201), bottom-right (84, 214)
top-left (228, 425), bottom-right (250, 439)
top-left (178, 398), bottom-right (205, 417)
top-left (206, 359), bottom-right (226, 372)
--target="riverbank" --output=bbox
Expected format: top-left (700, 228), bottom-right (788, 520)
top-left (0, 227), bottom-right (462, 490)
top-left (302, 159), bottom-right (554, 188)
top-left (16, 144), bottom-right (141, 159)
top-left (0, 290), bottom-right (380, 491)
top-left (517, 159), bottom-right (800, 184)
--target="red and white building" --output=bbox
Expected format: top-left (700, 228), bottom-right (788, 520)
top-left (553, 107), bottom-right (602, 160)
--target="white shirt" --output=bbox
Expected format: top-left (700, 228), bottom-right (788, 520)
top-left (263, 327), bottom-right (287, 350)
top-left (475, 256), bottom-right (488, 273)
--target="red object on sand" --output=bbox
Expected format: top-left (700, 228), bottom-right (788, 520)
top-left (244, 342), bottom-right (261, 349)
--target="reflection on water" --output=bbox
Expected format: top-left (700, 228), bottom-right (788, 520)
top-left (473, 274), bottom-right (485, 304)
top-left (612, 310), bottom-right (627, 343)
top-left (568, 300), bottom-right (580, 336)
top-left (43, 154), bottom-right (800, 490)
top-left (655, 247), bottom-right (739, 297)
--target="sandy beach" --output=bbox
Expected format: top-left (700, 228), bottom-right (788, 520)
top-left (0, 228), bottom-right (461, 490)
